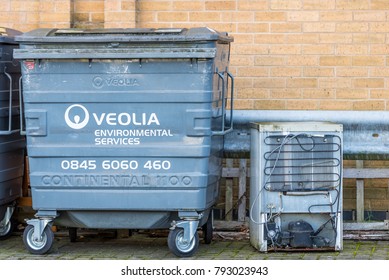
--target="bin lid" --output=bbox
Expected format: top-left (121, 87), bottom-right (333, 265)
top-left (0, 27), bottom-right (22, 44)
top-left (15, 27), bottom-right (233, 44)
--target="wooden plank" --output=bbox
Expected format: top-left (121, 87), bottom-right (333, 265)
top-left (17, 197), bottom-right (32, 207)
top-left (225, 159), bottom-right (234, 221)
top-left (343, 168), bottom-right (389, 179)
top-left (356, 160), bottom-right (364, 222)
top-left (238, 159), bottom-right (247, 222)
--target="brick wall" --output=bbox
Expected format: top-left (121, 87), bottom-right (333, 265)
top-left (2, 0), bottom-right (389, 216)
top-left (3, 0), bottom-right (389, 111)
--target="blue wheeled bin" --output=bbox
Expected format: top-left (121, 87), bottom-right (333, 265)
top-left (14, 27), bottom-right (233, 257)
top-left (0, 27), bottom-right (25, 239)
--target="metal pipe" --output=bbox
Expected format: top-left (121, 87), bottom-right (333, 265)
top-left (224, 110), bottom-right (389, 160)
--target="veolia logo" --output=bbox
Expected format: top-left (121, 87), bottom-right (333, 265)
top-left (64, 104), bottom-right (90, 129)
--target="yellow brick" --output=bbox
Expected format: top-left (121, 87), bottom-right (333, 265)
top-left (286, 100), bottom-right (318, 110)
top-left (270, 67), bottom-right (301, 77)
top-left (371, 0), bottom-right (389, 9)
top-left (303, 22), bottom-right (335, 33)
top-left (336, 23), bottom-right (369, 33)
top-left (371, 90), bottom-right (389, 99)
top-left (11, 1), bottom-right (39, 12)
top-left (304, 67), bottom-right (334, 77)
top-left (352, 56), bottom-right (385, 66)
top-left (255, 57), bottom-right (285, 66)
top-left (286, 34), bottom-right (319, 44)
top-left (271, 89), bottom-right (302, 99)
top-left (254, 34), bottom-right (284, 44)
top-left (138, 1), bottom-right (172, 11)
top-left (105, 11), bottom-right (136, 22)
top-left (40, 13), bottom-right (70, 23)
top-left (336, 45), bottom-right (368, 55)
top-left (238, 0), bottom-right (267, 11)
top-left (157, 12), bottom-right (188, 22)
top-left (319, 78), bottom-right (351, 89)
top-left (104, 0), bottom-right (120, 11)
top-left (353, 34), bottom-right (385, 44)
top-left (370, 45), bottom-right (389, 55)
top-left (287, 11), bottom-right (319, 22)
top-left (270, 45), bottom-right (301, 55)
top-left (237, 67), bottom-right (268, 77)
top-left (353, 101), bottom-right (385, 110)
top-left (255, 12), bottom-right (286, 22)
top-left (237, 23), bottom-right (268, 33)
top-left (254, 100), bottom-right (286, 110)
top-left (75, 1), bottom-right (104, 13)
top-left (303, 89), bottom-right (335, 99)
top-left (122, 1), bottom-right (136, 11)
top-left (173, 1), bottom-right (205, 11)
top-left (302, 44), bottom-right (334, 55)
top-left (336, 67), bottom-right (368, 77)
top-left (234, 45), bottom-right (269, 55)
top-left (237, 88), bottom-right (269, 99)
top-left (235, 77), bottom-right (254, 89)
top-left (354, 78), bottom-right (384, 88)
top-left (368, 68), bottom-right (389, 77)
top-left (336, 89), bottom-right (369, 99)
top-left (189, 12), bottom-right (221, 22)
top-left (370, 23), bottom-right (389, 33)
top-left (303, 0), bottom-right (336, 10)
top-left (234, 99), bottom-right (254, 110)
top-left (205, 1), bottom-right (236, 10)
top-left (319, 100), bottom-right (353, 110)
top-left (92, 13), bottom-right (105, 22)
top-left (320, 56), bottom-right (351, 66)
top-left (254, 78), bottom-right (286, 88)
top-left (320, 34), bottom-right (352, 43)
top-left (320, 12), bottom-right (353, 21)
top-left (354, 11), bottom-right (386, 21)
top-left (222, 12), bottom-right (254, 22)
top-left (336, 0), bottom-right (370, 10)
top-left (287, 56), bottom-right (318, 66)
top-left (287, 78), bottom-right (317, 88)
top-left (232, 34), bottom-right (254, 44)
top-left (55, 1), bottom-right (72, 12)
top-left (271, 23), bottom-right (301, 33)
top-left (137, 11), bottom-right (155, 23)
top-left (270, 0), bottom-right (302, 10)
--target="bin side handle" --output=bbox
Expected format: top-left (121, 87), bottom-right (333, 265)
top-left (0, 67), bottom-right (18, 135)
top-left (212, 71), bottom-right (234, 136)
top-left (18, 76), bottom-right (26, 135)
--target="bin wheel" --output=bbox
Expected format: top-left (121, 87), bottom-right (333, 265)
top-left (23, 224), bottom-right (54, 255)
top-left (168, 228), bottom-right (199, 258)
top-left (202, 212), bottom-right (213, 244)
top-left (69, 228), bottom-right (77, 242)
top-left (0, 218), bottom-right (16, 240)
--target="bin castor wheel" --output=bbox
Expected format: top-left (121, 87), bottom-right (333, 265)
top-left (0, 218), bottom-right (16, 240)
top-left (202, 212), bottom-right (213, 244)
top-left (168, 227), bottom-right (199, 258)
top-left (23, 224), bottom-right (54, 255)
top-left (69, 227), bottom-right (77, 242)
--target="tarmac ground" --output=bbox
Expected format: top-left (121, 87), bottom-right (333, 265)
top-left (1, 227), bottom-right (389, 260)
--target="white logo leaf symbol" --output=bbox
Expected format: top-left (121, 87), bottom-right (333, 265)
top-left (74, 115), bottom-right (81, 124)
top-left (65, 104), bottom-right (90, 130)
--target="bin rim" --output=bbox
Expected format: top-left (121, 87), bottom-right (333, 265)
top-left (0, 27), bottom-right (22, 44)
top-left (15, 27), bottom-right (233, 44)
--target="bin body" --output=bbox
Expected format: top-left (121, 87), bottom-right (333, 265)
top-left (15, 28), bottom-right (232, 229)
top-left (0, 27), bottom-right (25, 223)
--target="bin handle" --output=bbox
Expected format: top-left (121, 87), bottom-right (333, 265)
top-left (0, 67), bottom-right (18, 135)
top-left (212, 71), bottom-right (234, 136)
top-left (18, 76), bottom-right (26, 135)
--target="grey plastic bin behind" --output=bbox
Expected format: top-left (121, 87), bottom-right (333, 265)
top-left (14, 27), bottom-right (233, 257)
top-left (0, 27), bottom-right (25, 239)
